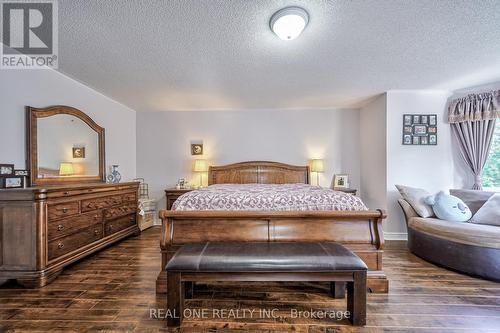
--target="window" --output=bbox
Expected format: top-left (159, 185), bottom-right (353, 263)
top-left (483, 121), bottom-right (500, 189)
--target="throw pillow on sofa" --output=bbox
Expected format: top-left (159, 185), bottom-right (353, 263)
top-left (424, 191), bottom-right (472, 222)
top-left (396, 185), bottom-right (434, 218)
top-left (449, 189), bottom-right (495, 215)
top-left (469, 193), bottom-right (500, 226)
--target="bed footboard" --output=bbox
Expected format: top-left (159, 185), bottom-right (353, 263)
top-left (156, 210), bottom-right (387, 294)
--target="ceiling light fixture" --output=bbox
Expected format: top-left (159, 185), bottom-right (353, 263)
top-left (270, 7), bottom-right (309, 41)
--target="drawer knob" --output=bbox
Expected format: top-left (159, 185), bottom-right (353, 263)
top-left (94, 229), bottom-right (100, 235)
top-left (58, 242), bottom-right (64, 249)
top-left (64, 191), bottom-right (69, 195)
top-left (62, 208), bottom-right (68, 213)
top-left (57, 224), bottom-right (64, 231)
top-left (94, 215), bottom-right (99, 220)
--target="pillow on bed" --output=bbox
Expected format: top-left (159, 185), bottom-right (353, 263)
top-left (396, 185), bottom-right (434, 218)
top-left (469, 193), bottom-right (500, 226)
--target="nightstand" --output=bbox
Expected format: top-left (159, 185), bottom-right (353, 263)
top-left (165, 188), bottom-right (194, 210)
top-left (333, 187), bottom-right (357, 195)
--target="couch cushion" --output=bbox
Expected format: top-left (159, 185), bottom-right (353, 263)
top-left (396, 185), bottom-right (434, 218)
top-left (450, 189), bottom-right (496, 215)
top-left (409, 217), bottom-right (500, 249)
top-left (470, 193), bottom-right (500, 226)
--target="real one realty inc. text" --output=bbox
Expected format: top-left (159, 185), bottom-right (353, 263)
top-left (150, 308), bottom-right (351, 321)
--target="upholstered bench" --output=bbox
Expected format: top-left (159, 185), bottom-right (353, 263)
top-left (165, 242), bottom-right (367, 327)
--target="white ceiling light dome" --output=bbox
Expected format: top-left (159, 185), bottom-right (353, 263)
top-left (270, 7), bottom-right (309, 41)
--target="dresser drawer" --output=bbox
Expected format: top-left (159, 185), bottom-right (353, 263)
top-left (47, 201), bottom-right (79, 220)
top-left (103, 204), bottom-right (137, 221)
top-left (47, 187), bottom-right (112, 199)
top-left (122, 192), bottom-right (137, 203)
top-left (104, 215), bottom-right (136, 236)
top-left (48, 224), bottom-right (103, 261)
top-left (48, 211), bottom-right (103, 241)
top-left (81, 195), bottom-right (123, 212)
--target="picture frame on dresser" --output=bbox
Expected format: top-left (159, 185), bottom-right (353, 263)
top-left (2, 176), bottom-right (24, 188)
top-left (0, 164), bottom-right (14, 176)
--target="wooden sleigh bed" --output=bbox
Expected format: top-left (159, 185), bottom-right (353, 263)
top-left (157, 161), bottom-right (388, 293)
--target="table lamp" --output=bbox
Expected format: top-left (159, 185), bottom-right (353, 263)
top-left (310, 159), bottom-right (324, 186)
top-left (193, 159), bottom-right (208, 188)
top-left (59, 162), bottom-right (74, 176)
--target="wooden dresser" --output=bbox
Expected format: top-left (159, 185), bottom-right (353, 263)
top-left (0, 182), bottom-right (140, 287)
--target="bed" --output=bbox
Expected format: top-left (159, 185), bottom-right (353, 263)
top-left (157, 161), bottom-right (387, 293)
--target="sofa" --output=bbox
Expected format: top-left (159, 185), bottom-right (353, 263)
top-left (399, 189), bottom-right (500, 282)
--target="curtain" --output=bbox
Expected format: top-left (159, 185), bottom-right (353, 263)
top-left (448, 90), bottom-right (499, 190)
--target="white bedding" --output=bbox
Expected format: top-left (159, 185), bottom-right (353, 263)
top-left (172, 183), bottom-right (368, 211)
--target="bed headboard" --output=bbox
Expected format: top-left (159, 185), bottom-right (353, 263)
top-left (208, 161), bottom-right (309, 185)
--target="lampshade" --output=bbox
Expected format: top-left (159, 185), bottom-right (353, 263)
top-left (311, 159), bottom-right (324, 173)
top-left (59, 162), bottom-right (74, 176)
top-left (193, 159), bottom-right (208, 172)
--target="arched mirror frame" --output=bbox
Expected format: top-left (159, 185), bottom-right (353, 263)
top-left (26, 105), bottom-right (106, 186)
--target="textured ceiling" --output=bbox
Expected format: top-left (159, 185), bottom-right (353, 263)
top-left (58, 0), bottom-right (500, 111)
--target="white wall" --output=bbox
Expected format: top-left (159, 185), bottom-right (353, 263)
top-left (0, 70), bottom-right (137, 181)
top-left (360, 94), bottom-right (387, 213)
top-left (385, 90), bottom-right (454, 237)
top-left (137, 109), bottom-right (362, 210)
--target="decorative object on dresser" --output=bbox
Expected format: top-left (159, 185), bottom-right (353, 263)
top-left (157, 161), bottom-right (387, 294)
top-left (193, 159), bottom-right (208, 188)
top-left (191, 143), bottom-right (203, 155)
top-left (14, 169), bottom-right (29, 176)
top-left (107, 165), bottom-right (122, 183)
top-left (310, 159), bottom-right (324, 186)
top-left (0, 164), bottom-right (14, 176)
top-left (165, 188), bottom-right (194, 210)
top-left (0, 105), bottom-right (140, 288)
top-left (334, 187), bottom-right (357, 195)
top-left (402, 114), bottom-right (437, 145)
top-left (2, 176), bottom-right (24, 188)
top-left (333, 174), bottom-right (349, 188)
top-left (175, 178), bottom-right (190, 190)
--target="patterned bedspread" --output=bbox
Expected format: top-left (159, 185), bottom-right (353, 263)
top-left (172, 184), bottom-right (368, 211)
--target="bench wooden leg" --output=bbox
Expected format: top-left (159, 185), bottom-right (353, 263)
top-left (330, 281), bottom-right (346, 299)
top-left (347, 271), bottom-right (367, 326)
top-left (167, 272), bottom-right (184, 327)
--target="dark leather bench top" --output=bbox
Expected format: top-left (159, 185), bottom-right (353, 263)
top-left (166, 242), bottom-right (367, 272)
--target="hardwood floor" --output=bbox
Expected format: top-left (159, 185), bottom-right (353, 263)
top-left (1, 227), bottom-right (499, 332)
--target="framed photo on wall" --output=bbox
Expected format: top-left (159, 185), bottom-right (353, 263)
top-left (191, 144), bottom-right (203, 155)
top-left (72, 147), bottom-right (85, 158)
top-left (402, 114), bottom-right (437, 145)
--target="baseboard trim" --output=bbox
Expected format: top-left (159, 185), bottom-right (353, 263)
top-left (384, 232), bottom-right (408, 241)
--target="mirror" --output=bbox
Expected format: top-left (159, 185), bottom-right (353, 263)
top-left (27, 106), bottom-right (105, 186)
